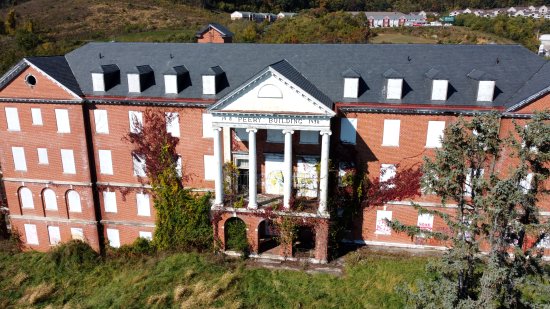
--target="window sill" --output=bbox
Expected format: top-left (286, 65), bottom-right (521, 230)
top-left (7, 129), bottom-right (21, 132)
top-left (425, 146), bottom-right (441, 149)
top-left (381, 144), bottom-right (399, 147)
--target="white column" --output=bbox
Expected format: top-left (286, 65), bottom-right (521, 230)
top-left (213, 127), bottom-right (224, 206)
top-left (247, 128), bottom-right (258, 209)
top-left (283, 129), bottom-right (294, 209)
top-left (319, 131), bottom-right (332, 214)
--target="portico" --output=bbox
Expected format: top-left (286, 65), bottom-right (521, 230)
top-left (207, 60), bottom-right (336, 215)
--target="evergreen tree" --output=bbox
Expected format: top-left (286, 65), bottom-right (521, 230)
top-left (391, 112), bottom-right (550, 308)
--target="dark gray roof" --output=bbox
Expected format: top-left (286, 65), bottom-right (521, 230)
top-left (270, 59), bottom-right (333, 108)
top-left (129, 65), bottom-right (153, 74)
top-left (91, 64), bottom-right (119, 74)
top-left (425, 68), bottom-right (447, 80)
top-left (26, 56), bottom-right (82, 96)
top-left (204, 66), bottom-right (224, 76)
top-left (59, 42), bottom-right (549, 110)
top-left (164, 65), bottom-right (188, 75)
top-left (342, 68), bottom-right (361, 78)
top-left (383, 68), bottom-right (404, 79)
top-left (507, 62), bottom-right (550, 111)
top-left (196, 23), bottom-right (234, 38)
top-left (467, 69), bottom-right (495, 81)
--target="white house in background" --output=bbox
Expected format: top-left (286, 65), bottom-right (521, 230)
top-left (539, 34), bottom-right (550, 56)
top-left (277, 12), bottom-right (297, 19)
top-left (231, 11), bottom-right (252, 20)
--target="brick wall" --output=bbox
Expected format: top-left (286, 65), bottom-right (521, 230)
top-left (197, 29), bottom-right (232, 44)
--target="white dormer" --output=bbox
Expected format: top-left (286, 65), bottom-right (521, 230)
top-left (342, 68), bottom-right (361, 98)
top-left (477, 80), bottom-right (495, 102)
top-left (91, 64), bottom-right (120, 92)
top-left (128, 73), bottom-right (141, 93)
top-left (127, 65), bottom-right (154, 93)
top-left (387, 79), bottom-right (403, 100)
top-left (202, 66), bottom-right (224, 95)
top-left (431, 80), bottom-right (448, 101)
top-left (164, 65), bottom-right (188, 94)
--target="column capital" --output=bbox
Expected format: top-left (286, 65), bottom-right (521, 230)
top-left (212, 126), bottom-right (223, 132)
top-left (282, 129), bottom-right (295, 135)
top-left (246, 127), bottom-right (258, 133)
top-left (320, 130), bottom-right (332, 136)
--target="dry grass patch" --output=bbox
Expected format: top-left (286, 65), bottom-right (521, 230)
top-left (18, 282), bottom-right (56, 305)
top-left (147, 292), bottom-right (169, 306)
top-left (12, 271), bottom-right (29, 285)
top-left (179, 271), bottom-right (240, 309)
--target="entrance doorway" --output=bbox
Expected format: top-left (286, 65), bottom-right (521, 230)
top-left (233, 154), bottom-right (249, 194)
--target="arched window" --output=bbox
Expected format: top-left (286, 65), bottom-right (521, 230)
top-left (19, 187), bottom-right (34, 209)
top-left (66, 190), bottom-right (82, 213)
top-left (43, 188), bottom-right (57, 211)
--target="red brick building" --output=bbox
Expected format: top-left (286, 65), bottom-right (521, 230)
top-left (195, 23), bottom-right (233, 44)
top-left (0, 43), bottom-right (548, 263)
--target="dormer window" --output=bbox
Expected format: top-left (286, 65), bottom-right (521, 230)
top-left (425, 68), bottom-right (448, 101)
top-left (127, 65), bottom-right (154, 93)
top-left (342, 68), bottom-right (361, 98)
top-left (164, 65), bottom-right (189, 94)
top-left (202, 66), bottom-right (224, 95)
top-left (477, 80), bottom-right (495, 102)
top-left (467, 69), bottom-right (496, 102)
top-left (91, 64), bottom-right (120, 92)
top-left (383, 69), bottom-right (404, 100)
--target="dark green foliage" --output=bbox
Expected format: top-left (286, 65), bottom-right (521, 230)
top-left (48, 240), bottom-right (99, 271)
top-left (112, 237), bottom-right (156, 258)
top-left (225, 218), bottom-right (248, 253)
top-left (391, 112), bottom-right (550, 308)
top-left (15, 28), bottom-right (41, 51)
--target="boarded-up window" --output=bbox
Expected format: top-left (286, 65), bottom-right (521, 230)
top-left (43, 188), bottom-right (58, 210)
top-left (299, 131), bottom-right (319, 144)
top-left (70, 228), bottom-right (84, 240)
top-left (340, 118), bottom-right (357, 144)
top-left (92, 73), bottom-right (105, 92)
top-left (520, 173), bottom-right (533, 193)
top-left (19, 187), bottom-right (34, 209)
top-left (5, 107), bottom-right (20, 131)
top-left (176, 156), bottom-right (182, 178)
top-left (343, 78), bottom-right (359, 98)
top-left (61, 149), bottom-right (76, 174)
top-left (202, 75), bottom-right (216, 95)
top-left (382, 119), bottom-right (400, 146)
top-left (380, 164), bottom-right (396, 188)
top-left (202, 114), bottom-right (213, 138)
top-left (426, 121), bottom-right (445, 148)
top-left (267, 129), bottom-right (285, 143)
top-left (128, 111), bottom-right (143, 133)
top-left (166, 112), bottom-right (180, 137)
top-left (37, 148), bottom-right (48, 165)
top-left (67, 190), bottom-right (82, 212)
top-left (164, 75), bottom-right (178, 94)
top-left (417, 213), bottom-right (434, 232)
top-left (477, 80), bottom-right (495, 102)
top-left (103, 191), bottom-right (117, 213)
top-left (128, 73), bottom-right (141, 93)
top-left (12, 147), bottom-right (27, 171)
top-left (48, 226), bottom-right (61, 245)
top-left (106, 228), bottom-right (120, 248)
top-left (204, 155), bottom-right (215, 180)
top-left (55, 109), bottom-right (71, 133)
top-left (136, 193), bottom-right (150, 216)
top-left (139, 231), bottom-right (153, 240)
top-left (431, 80), bottom-right (448, 101)
top-left (375, 210), bottom-right (392, 235)
top-left (132, 154), bottom-right (146, 177)
top-left (387, 79), bottom-right (403, 100)
top-left (94, 109), bottom-right (109, 134)
top-left (24, 224), bottom-right (39, 245)
top-left (465, 168), bottom-right (484, 196)
top-left (31, 108), bottom-right (43, 125)
top-left (98, 150), bottom-right (113, 175)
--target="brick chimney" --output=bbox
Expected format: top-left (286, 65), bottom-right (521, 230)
top-left (196, 23), bottom-right (233, 43)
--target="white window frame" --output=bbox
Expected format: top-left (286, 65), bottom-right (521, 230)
top-left (431, 80), bottom-right (448, 101)
top-left (133, 154), bottom-right (146, 177)
top-left (98, 150), bottom-right (113, 175)
top-left (55, 109), bottom-right (71, 133)
top-left (164, 75), bottom-right (178, 94)
top-left (375, 210), bottom-right (392, 235)
top-left (12, 147), bottom-right (27, 171)
top-left (380, 164), bottom-right (397, 188)
top-left (267, 129), bottom-right (285, 143)
top-left (128, 111), bottom-right (143, 134)
top-left (37, 148), bottom-right (49, 165)
top-left (477, 80), bottom-right (495, 102)
top-left (19, 187), bottom-right (34, 209)
top-left (387, 78), bottom-right (403, 100)
top-left (5, 107), bottom-right (20, 131)
top-left (202, 114), bottom-right (213, 138)
top-left (70, 228), bottom-right (84, 240)
top-left (67, 190), bottom-right (82, 213)
top-left (204, 155), bottom-right (216, 180)
top-left (31, 108), bottom-right (43, 125)
top-left (136, 193), bottom-right (151, 217)
top-left (24, 224), bottom-right (39, 245)
top-left (60, 149), bottom-right (76, 174)
top-left (299, 131), bottom-right (319, 145)
top-left (43, 188), bottom-right (58, 211)
top-left (103, 191), bottom-right (117, 213)
top-left (165, 112), bottom-right (180, 137)
top-left (139, 231), bottom-right (153, 240)
top-left (343, 77), bottom-right (359, 98)
top-left (426, 121), bottom-right (445, 148)
top-left (202, 75), bottom-right (216, 95)
top-left (94, 109), bottom-right (109, 134)
top-left (48, 226), bottom-right (61, 245)
top-left (128, 73), bottom-right (141, 93)
top-left (382, 119), bottom-right (400, 146)
top-left (92, 73), bottom-right (105, 92)
top-left (340, 118), bottom-right (358, 145)
top-left (106, 228), bottom-right (120, 248)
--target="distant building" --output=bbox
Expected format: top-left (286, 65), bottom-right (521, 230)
top-left (539, 34), bottom-right (550, 56)
top-left (196, 23), bottom-right (233, 44)
top-left (277, 12), bottom-right (297, 19)
top-left (451, 5), bottom-right (549, 19)
top-left (359, 12), bottom-right (426, 28)
top-left (231, 11), bottom-right (288, 22)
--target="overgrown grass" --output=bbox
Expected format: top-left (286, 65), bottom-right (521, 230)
top-left (0, 243), bottom-right (430, 308)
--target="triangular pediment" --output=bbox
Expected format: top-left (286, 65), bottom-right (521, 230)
top-left (208, 60), bottom-right (335, 117)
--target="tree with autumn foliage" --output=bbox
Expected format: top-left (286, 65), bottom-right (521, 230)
top-left (125, 109), bottom-right (212, 251)
top-left (390, 112), bottom-right (550, 308)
